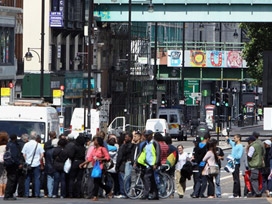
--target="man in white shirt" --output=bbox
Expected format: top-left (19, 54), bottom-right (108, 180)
top-left (21, 131), bottom-right (44, 198)
top-left (175, 144), bottom-right (189, 198)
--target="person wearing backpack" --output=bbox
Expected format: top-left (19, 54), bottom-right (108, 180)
top-left (0, 132), bottom-right (9, 198)
top-left (4, 133), bottom-right (22, 201)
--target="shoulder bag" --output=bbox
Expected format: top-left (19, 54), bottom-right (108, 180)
top-left (22, 143), bottom-right (38, 175)
top-left (207, 163), bottom-right (219, 176)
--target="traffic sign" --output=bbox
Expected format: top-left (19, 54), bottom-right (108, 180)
top-left (184, 80), bottom-right (200, 105)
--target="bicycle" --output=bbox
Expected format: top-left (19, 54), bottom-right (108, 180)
top-left (124, 166), bottom-right (145, 199)
top-left (155, 164), bottom-right (174, 199)
top-left (124, 164), bottom-right (174, 199)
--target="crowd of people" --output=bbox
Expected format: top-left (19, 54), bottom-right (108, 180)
top-left (0, 128), bottom-right (272, 201)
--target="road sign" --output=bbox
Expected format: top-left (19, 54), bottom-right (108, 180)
top-left (184, 80), bottom-right (200, 105)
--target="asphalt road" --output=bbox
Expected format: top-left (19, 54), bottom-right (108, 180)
top-left (4, 194), bottom-right (271, 204)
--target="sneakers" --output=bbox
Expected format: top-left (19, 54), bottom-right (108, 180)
top-left (228, 195), bottom-right (240, 198)
top-left (115, 195), bottom-right (126, 199)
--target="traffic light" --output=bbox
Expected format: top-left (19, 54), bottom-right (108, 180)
top-left (95, 93), bottom-right (102, 108)
top-left (227, 92), bottom-right (233, 106)
top-left (223, 93), bottom-right (229, 106)
top-left (223, 92), bottom-right (233, 107)
top-left (215, 92), bottom-right (221, 106)
top-left (161, 94), bottom-right (166, 106)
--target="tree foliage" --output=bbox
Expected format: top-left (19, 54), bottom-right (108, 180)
top-left (240, 23), bottom-right (272, 86)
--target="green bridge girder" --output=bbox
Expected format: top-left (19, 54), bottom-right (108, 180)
top-left (94, 0), bottom-right (272, 22)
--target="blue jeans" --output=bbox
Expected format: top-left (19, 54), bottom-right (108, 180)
top-left (118, 172), bottom-right (125, 196)
top-left (47, 174), bottom-right (54, 197)
top-left (215, 171), bottom-right (221, 197)
top-left (193, 167), bottom-right (207, 197)
top-left (24, 166), bottom-right (41, 197)
top-left (53, 171), bottom-right (66, 197)
top-left (124, 161), bottom-right (132, 180)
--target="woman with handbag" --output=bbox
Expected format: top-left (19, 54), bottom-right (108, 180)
top-left (202, 138), bottom-right (219, 198)
top-left (80, 136), bottom-right (112, 201)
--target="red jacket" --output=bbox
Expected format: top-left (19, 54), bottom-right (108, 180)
top-left (88, 146), bottom-right (110, 169)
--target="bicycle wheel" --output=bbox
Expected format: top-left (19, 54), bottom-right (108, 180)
top-left (157, 173), bottom-right (174, 199)
top-left (124, 174), bottom-right (144, 199)
top-left (81, 168), bottom-right (91, 198)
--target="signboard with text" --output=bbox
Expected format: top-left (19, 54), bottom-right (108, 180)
top-left (50, 12), bottom-right (63, 27)
top-left (184, 80), bottom-right (200, 106)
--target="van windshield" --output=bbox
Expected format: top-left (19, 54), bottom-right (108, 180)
top-left (159, 114), bottom-right (167, 121)
top-left (0, 121), bottom-right (45, 138)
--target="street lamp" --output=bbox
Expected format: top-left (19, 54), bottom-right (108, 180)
top-left (214, 23), bottom-right (239, 39)
top-left (25, 48), bottom-right (41, 62)
top-left (148, 0), bottom-right (154, 13)
top-left (24, 0), bottom-right (45, 98)
top-left (233, 29), bottom-right (239, 39)
top-left (24, 47), bottom-right (44, 98)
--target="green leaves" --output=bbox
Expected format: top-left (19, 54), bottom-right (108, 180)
top-left (241, 23), bottom-right (272, 86)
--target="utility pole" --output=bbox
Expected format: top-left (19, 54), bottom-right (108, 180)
top-left (87, 0), bottom-right (94, 130)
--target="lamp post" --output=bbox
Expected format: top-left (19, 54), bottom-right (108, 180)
top-left (87, 0), bottom-right (94, 130)
top-left (41, 0), bottom-right (45, 98)
top-left (24, 0), bottom-right (45, 98)
top-left (125, 0), bottom-right (132, 124)
top-left (181, 22), bottom-right (185, 117)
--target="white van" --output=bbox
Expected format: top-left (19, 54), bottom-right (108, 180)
top-left (157, 108), bottom-right (186, 141)
top-left (0, 105), bottom-right (59, 143)
top-left (70, 108), bottom-right (108, 138)
top-left (145, 118), bottom-right (169, 137)
top-left (107, 116), bottom-right (128, 137)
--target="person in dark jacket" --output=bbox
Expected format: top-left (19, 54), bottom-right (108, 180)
top-left (52, 138), bottom-right (68, 198)
top-left (115, 132), bottom-right (133, 198)
top-left (16, 134), bottom-right (28, 197)
top-left (43, 131), bottom-right (57, 198)
top-left (190, 132), bottom-right (210, 198)
top-left (44, 138), bottom-right (58, 198)
top-left (68, 135), bottom-right (86, 198)
top-left (64, 134), bottom-right (75, 195)
top-left (4, 133), bottom-right (22, 200)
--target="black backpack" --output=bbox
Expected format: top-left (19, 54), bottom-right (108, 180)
top-left (3, 146), bottom-right (14, 166)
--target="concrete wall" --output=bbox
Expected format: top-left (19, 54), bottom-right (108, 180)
top-left (23, 0), bottom-right (50, 72)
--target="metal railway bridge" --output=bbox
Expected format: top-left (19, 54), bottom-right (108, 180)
top-left (92, 0), bottom-right (270, 125)
top-left (94, 0), bottom-right (272, 22)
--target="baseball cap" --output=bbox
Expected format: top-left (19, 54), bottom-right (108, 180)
top-left (252, 131), bottom-right (260, 138)
top-left (144, 130), bottom-right (153, 136)
top-left (246, 135), bottom-right (256, 142)
top-left (264, 140), bottom-right (271, 146)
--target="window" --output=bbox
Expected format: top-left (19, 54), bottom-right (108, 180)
top-left (170, 114), bottom-right (178, 123)
top-left (0, 121), bottom-right (45, 138)
top-left (0, 27), bottom-right (13, 65)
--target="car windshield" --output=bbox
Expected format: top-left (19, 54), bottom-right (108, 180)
top-left (0, 121), bottom-right (45, 138)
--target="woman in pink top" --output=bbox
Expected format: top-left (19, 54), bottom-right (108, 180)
top-left (80, 137), bottom-right (112, 201)
top-left (202, 139), bottom-right (219, 198)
